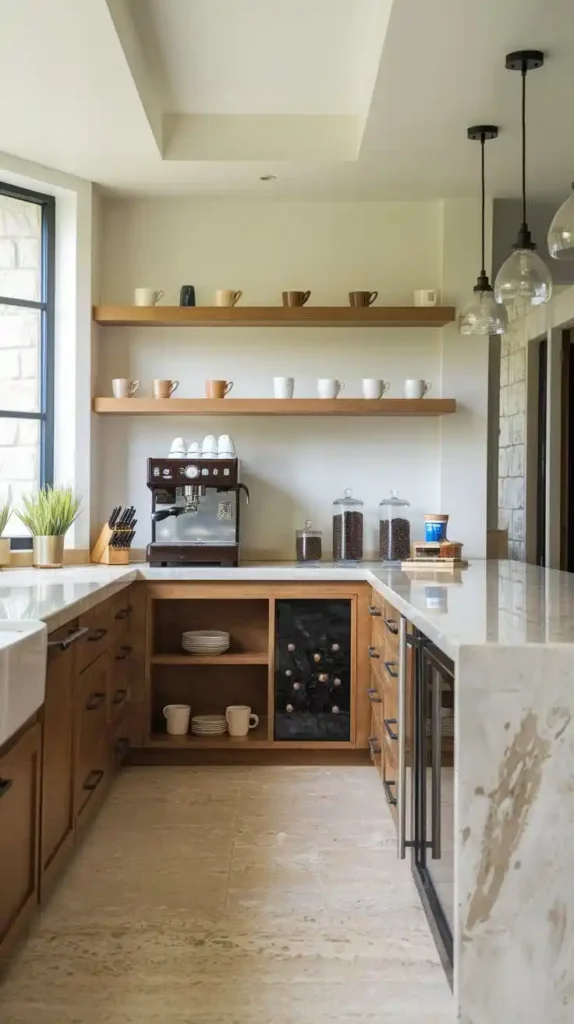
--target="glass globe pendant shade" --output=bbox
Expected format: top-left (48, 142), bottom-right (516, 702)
top-left (494, 247), bottom-right (553, 309)
top-left (458, 286), bottom-right (508, 336)
top-left (548, 186), bottom-right (574, 260)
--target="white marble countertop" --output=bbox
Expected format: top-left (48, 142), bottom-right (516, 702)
top-left (0, 559), bottom-right (573, 657)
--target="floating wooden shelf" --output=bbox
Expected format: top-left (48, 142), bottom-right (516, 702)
top-left (151, 652), bottom-right (269, 666)
top-left (92, 398), bottom-right (457, 417)
top-left (149, 718), bottom-right (271, 749)
top-left (93, 305), bottom-right (455, 329)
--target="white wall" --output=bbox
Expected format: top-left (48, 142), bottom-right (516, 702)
top-left (95, 197), bottom-right (488, 559)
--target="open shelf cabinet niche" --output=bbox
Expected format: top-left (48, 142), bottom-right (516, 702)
top-left (144, 582), bottom-right (372, 753)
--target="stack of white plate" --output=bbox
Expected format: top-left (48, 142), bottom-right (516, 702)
top-left (192, 714), bottom-right (227, 737)
top-left (181, 630), bottom-right (230, 656)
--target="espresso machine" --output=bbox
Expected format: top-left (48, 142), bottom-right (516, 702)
top-left (146, 458), bottom-right (249, 567)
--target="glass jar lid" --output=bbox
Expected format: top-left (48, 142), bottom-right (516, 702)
top-left (296, 519), bottom-right (322, 537)
top-left (333, 487), bottom-right (363, 507)
top-left (379, 489), bottom-right (410, 508)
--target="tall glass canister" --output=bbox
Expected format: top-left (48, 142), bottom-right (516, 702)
top-left (379, 490), bottom-right (412, 562)
top-left (332, 488), bottom-right (364, 563)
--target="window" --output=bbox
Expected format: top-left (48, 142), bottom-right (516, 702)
top-left (0, 182), bottom-right (55, 547)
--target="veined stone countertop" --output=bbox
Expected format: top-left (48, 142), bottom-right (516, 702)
top-left (0, 560), bottom-right (573, 657)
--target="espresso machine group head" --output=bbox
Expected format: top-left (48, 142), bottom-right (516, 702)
top-left (146, 457), bottom-right (249, 567)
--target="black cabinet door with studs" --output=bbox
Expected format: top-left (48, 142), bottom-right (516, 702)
top-left (274, 599), bottom-right (351, 741)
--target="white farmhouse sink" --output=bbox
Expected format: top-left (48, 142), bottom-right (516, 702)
top-left (0, 620), bottom-right (47, 748)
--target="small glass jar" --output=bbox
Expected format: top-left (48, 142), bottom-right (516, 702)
top-left (333, 488), bottom-right (364, 562)
top-left (296, 520), bottom-right (322, 564)
top-left (379, 490), bottom-right (411, 562)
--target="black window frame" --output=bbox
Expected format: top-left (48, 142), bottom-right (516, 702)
top-left (0, 180), bottom-right (55, 549)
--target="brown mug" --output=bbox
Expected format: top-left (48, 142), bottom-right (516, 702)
top-left (282, 290), bottom-right (311, 307)
top-left (153, 379), bottom-right (179, 399)
top-left (349, 290), bottom-right (378, 307)
top-left (206, 379), bottom-right (234, 399)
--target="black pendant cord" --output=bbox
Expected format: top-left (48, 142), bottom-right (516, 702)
top-left (480, 134), bottom-right (486, 278)
top-left (521, 67), bottom-right (527, 230)
top-left (467, 125), bottom-right (498, 292)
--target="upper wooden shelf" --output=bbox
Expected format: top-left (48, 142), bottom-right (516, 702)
top-left (92, 398), bottom-right (457, 417)
top-left (93, 305), bottom-right (456, 329)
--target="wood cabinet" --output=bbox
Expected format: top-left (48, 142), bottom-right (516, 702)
top-left (0, 721), bottom-right (41, 961)
top-left (40, 626), bottom-right (78, 895)
top-left (75, 653), bottom-right (110, 827)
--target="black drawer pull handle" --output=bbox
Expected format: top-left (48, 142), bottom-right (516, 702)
top-left (368, 646), bottom-right (380, 659)
top-left (367, 688), bottom-right (382, 704)
top-left (83, 769), bottom-right (104, 792)
top-left (383, 779), bottom-right (397, 806)
top-left (368, 736), bottom-right (381, 756)
top-left (368, 605), bottom-right (382, 617)
top-left (384, 660), bottom-right (399, 679)
top-left (86, 691), bottom-right (105, 711)
top-left (88, 627), bottom-right (108, 642)
top-left (115, 645), bottom-right (132, 661)
top-left (113, 688), bottom-right (128, 705)
top-left (0, 777), bottom-right (13, 798)
top-left (384, 617), bottom-right (399, 635)
top-left (48, 626), bottom-right (89, 650)
top-left (384, 718), bottom-right (398, 741)
top-left (115, 607), bottom-right (132, 620)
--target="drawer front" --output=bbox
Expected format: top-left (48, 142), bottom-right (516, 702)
top-left (368, 709), bottom-right (383, 778)
top-left (110, 590), bottom-right (133, 644)
top-left (382, 713), bottom-right (398, 772)
top-left (109, 642), bottom-right (132, 725)
top-left (76, 659), bottom-right (108, 814)
top-left (77, 604), bottom-right (115, 673)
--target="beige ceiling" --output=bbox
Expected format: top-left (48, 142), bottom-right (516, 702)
top-left (0, 0), bottom-right (572, 199)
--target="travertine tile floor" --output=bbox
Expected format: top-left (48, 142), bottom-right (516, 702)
top-left (0, 766), bottom-right (453, 1023)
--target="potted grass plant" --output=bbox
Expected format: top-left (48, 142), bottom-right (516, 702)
top-left (16, 486), bottom-right (81, 568)
top-left (0, 503), bottom-right (11, 568)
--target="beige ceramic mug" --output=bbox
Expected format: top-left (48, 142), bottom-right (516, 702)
top-left (226, 705), bottom-right (259, 737)
top-left (215, 289), bottom-right (242, 307)
top-left (153, 379), bottom-right (179, 399)
top-left (134, 288), bottom-right (164, 306)
top-left (163, 704), bottom-right (191, 736)
top-left (206, 380), bottom-right (233, 399)
top-left (112, 378), bottom-right (140, 398)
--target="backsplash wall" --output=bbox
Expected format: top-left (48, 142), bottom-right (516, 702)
top-left (93, 198), bottom-right (485, 558)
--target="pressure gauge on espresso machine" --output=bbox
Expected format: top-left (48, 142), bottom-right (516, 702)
top-left (183, 464), bottom-right (200, 479)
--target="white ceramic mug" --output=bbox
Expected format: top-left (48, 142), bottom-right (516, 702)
top-left (362, 379), bottom-right (390, 400)
top-left (226, 705), bottom-right (259, 737)
top-left (215, 289), bottom-right (242, 307)
top-left (134, 288), bottom-right (164, 306)
top-left (413, 289), bottom-right (437, 307)
top-left (318, 378), bottom-right (345, 399)
top-left (112, 378), bottom-right (140, 398)
top-left (273, 376), bottom-right (294, 399)
top-left (163, 704), bottom-right (191, 736)
top-left (404, 379), bottom-right (431, 399)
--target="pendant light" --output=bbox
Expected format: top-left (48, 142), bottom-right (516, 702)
top-left (494, 50), bottom-right (552, 310)
top-left (459, 126), bottom-right (508, 336)
top-left (548, 183), bottom-right (574, 260)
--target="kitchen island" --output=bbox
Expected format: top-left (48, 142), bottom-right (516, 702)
top-left (0, 559), bottom-right (573, 1023)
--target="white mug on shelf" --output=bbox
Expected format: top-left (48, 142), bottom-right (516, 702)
top-left (163, 704), bottom-right (191, 736)
top-left (413, 289), bottom-right (437, 307)
top-left (362, 378), bottom-right (390, 400)
top-left (404, 379), bottom-right (432, 399)
top-left (112, 378), bottom-right (140, 398)
top-left (134, 287), bottom-right (164, 306)
top-left (226, 705), bottom-right (259, 738)
top-left (273, 376), bottom-right (294, 399)
top-left (318, 378), bottom-right (345, 399)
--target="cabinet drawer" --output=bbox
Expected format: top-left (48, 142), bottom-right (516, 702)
top-left (77, 604), bottom-right (115, 673)
top-left (382, 713), bottom-right (398, 772)
top-left (110, 591), bottom-right (133, 643)
top-left (76, 657), bottom-right (108, 815)
top-left (368, 709), bottom-right (383, 778)
top-left (109, 641), bottom-right (132, 725)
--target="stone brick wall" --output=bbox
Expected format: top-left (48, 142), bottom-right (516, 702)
top-left (0, 195), bottom-right (41, 533)
top-left (498, 319), bottom-right (527, 560)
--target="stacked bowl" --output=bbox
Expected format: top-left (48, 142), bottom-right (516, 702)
top-left (181, 630), bottom-right (230, 656)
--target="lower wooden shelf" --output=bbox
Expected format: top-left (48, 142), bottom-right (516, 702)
top-left (149, 717), bottom-right (271, 748)
top-left (151, 652), bottom-right (268, 666)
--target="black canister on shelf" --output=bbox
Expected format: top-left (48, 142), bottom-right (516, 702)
top-left (332, 488), bottom-right (364, 562)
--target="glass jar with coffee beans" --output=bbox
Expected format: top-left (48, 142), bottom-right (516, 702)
top-left (296, 520), bottom-right (323, 564)
top-left (333, 488), bottom-right (364, 562)
top-left (379, 490), bottom-right (411, 562)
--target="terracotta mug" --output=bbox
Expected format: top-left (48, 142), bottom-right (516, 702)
top-left (349, 290), bottom-right (378, 307)
top-left (206, 380), bottom-right (234, 399)
top-left (153, 379), bottom-right (179, 399)
top-left (215, 290), bottom-right (242, 307)
top-left (282, 290), bottom-right (311, 307)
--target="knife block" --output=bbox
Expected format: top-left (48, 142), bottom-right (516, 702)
top-left (90, 524), bottom-right (130, 565)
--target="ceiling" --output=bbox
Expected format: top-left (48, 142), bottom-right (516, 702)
top-left (0, 0), bottom-right (573, 199)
